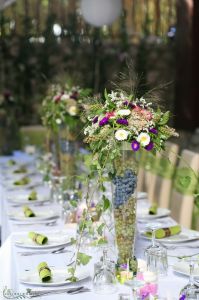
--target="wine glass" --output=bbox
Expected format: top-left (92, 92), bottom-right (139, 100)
top-left (179, 258), bottom-right (199, 299)
top-left (144, 222), bottom-right (168, 276)
top-left (93, 249), bottom-right (118, 294)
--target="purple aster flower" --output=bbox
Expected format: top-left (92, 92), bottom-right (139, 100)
top-left (116, 119), bottom-right (128, 125)
top-left (99, 117), bottom-right (109, 126)
top-left (149, 128), bottom-right (158, 135)
top-left (145, 141), bottom-right (154, 151)
top-left (93, 116), bottom-right (98, 124)
top-left (131, 140), bottom-right (140, 152)
top-left (179, 295), bottom-right (186, 300)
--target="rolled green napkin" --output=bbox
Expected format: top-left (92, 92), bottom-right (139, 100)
top-left (28, 232), bottom-right (48, 245)
top-left (149, 203), bottom-right (158, 215)
top-left (23, 206), bottom-right (36, 217)
top-left (14, 177), bottom-right (30, 186)
top-left (8, 159), bottom-right (16, 166)
top-left (38, 262), bottom-right (52, 282)
top-left (145, 225), bottom-right (181, 239)
top-left (28, 190), bottom-right (37, 201)
top-left (13, 166), bottom-right (27, 174)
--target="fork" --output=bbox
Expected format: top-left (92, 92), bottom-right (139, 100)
top-left (27, 286), bottom-right (90, 298)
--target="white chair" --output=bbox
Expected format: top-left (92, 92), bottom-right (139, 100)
top-left (153, 142), bottom-right (179, 208)
top-left (170, 149), bottom-right (199, 228)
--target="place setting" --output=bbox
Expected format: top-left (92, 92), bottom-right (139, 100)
top-left (7, 189), bottom-right (51, 207)
top-left (8, 205), bottom-right (60, 224)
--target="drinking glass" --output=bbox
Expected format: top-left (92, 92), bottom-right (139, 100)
top-left (144, 222), bottom-right (168, 276)
top-left (179, 258), bottom-right (199, 299)
top-left (93, 249), bottom-right (117, 294)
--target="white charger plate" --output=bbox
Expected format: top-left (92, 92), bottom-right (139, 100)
top-left (8, 209), bottom-right (59, 222)
top-left (137, 207), bottom-right (171, 220)
top-left (173, 261), bottom-right (199, 277)
top-left (141, 228), bottom-right (199, 244)
top-left (15, 232), bottom-right (72, 249)
top-left (20, 269), bottom-right (89, 287)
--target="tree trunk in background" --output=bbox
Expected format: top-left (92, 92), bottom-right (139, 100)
top-left (192, 0), bottom-right (199, 129)
top-left (175, 0), bottom-right (193, 130)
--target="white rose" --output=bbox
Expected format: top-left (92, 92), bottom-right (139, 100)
top-left (115, 129), bottom-right (129, 141)
top-left (56, 118), bottom-right (62, 125)
top-left (137, 132), bottom-right (150, 146)
top-left (117, 109), bottom-right (131, 116)
top-left (68, 105), bottom-right (78, 116)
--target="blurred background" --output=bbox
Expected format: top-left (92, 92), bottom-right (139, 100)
top-left (0, 0), bottom-right (198, 153)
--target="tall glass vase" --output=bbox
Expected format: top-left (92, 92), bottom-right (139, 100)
top-left (112, 148), bottom-right (138, 274)
top-left (59, 125), bottom-right (77, 187)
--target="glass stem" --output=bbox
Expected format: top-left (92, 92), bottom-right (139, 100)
top-left (189, 261), bottom-right (194, 286)
top-left (152, 229), bottom-right (156, 247)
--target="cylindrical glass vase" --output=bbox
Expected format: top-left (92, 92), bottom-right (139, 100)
top-left (112, 149), bottom-right (138, 274)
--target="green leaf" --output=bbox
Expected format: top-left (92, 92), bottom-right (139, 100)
top-left (102, 195), bottom-right (110, 211)
top-left (97, 237), bottom-right (108, 245)
top-left (97, 223), bottom-right (105, 236)
top-left (70, 237), bottom-right (76, 245)
top-left (77, 252), bottom-right (92, 265)
top-left (104, 88), bottom-right (109, 101)
top-left (70, 200), bottom-right (78, 208)
top-left (159, 111), bottom-right (170, 125)
top-left (68, 267), bottom-right (75, 276)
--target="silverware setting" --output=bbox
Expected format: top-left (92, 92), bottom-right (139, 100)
top-left (13, 220), bottom-right (57, 227)
top-left (18, 247), bottom-right (72, 256)
top-left (26, 286), bottom-right (91, 298)
top-left (162, 243), bottom-right (199, 250)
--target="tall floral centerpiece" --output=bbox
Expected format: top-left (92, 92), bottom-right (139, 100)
top-left (42, 83), bottom-right (90, 176)
top-left (84, 90), bottom-right (178, 272)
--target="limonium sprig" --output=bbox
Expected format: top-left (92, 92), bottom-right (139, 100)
top-left (84, 89), bottom-right (178, 169)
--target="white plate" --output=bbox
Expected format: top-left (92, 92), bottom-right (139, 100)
top-left (7, 192), bottom-right (50, 205)
top-left (15, 232), bottom-right (72, 249)
top-left (141, 228), bottom-right (199, 244)
top-left (137, 207), bottom-right (170, 220)
top-left (8, 209), bottom-right (59, 222)
top-left (20, 269), bottom-right (89, 287)
top-left (173, 261), bottom-right (199, 277)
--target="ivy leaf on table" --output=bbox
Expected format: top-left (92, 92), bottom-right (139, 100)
top-left (77, 252), bottom-right (92, 266)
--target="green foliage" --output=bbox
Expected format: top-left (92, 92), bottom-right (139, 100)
top-left (77, 252), bottom-right (92, 266)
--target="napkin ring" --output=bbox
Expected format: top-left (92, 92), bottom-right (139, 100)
top-left (39, 266), bottom-right (51, 274)
top-left (163, 228), bottom-right (171, 237)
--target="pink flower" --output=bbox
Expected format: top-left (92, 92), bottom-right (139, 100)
top-left (141, 109), bottom-right (153, 120)
top-left (138, 283), bottom-right (158, 299)
top-left (53, 94), bottom-right (61, 103)
top-left (105, 112), bottom-right (115, 119)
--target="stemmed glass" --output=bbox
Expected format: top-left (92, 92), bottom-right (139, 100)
top-left (144, 222), bottom-right (168, 276)
top-left (179, 258), bottom-right (199, 299)
top-left (93, 249), bottom-right (117, 294)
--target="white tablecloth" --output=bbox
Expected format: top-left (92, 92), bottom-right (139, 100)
top-left (0, 152), bottom-right (199, 299)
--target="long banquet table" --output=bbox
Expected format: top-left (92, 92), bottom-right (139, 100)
top-left (0, 152), bottom-right (199, 299)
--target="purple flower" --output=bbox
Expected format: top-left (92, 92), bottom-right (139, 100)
top-left (116, 119), bottom-right (128, 125)
top-left (149, 128), bottom-right (158, 135)
top-left (145, 141), bottom-right (154, 151)
top-left (99, 117), bottom-right (109, 126)
top-left (93, 116), bottom-right (98, 124)
top-left (131, 140), bottom-right (140, 152)
top-left (179, 295), bottom-right (186, 300)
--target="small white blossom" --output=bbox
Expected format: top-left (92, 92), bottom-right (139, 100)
top-left (115, 129), bottom-right (130, 141)
top-left (61, 94), bottom-right (70, 101)
top-left (56, 118), bottom-right (62, 125)
top-left (117, 109), bottom-right (131, 116)
top-left (137, 132), bottom-right (150, 146)
top-left (68, 105), bottom-right (78, 116)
